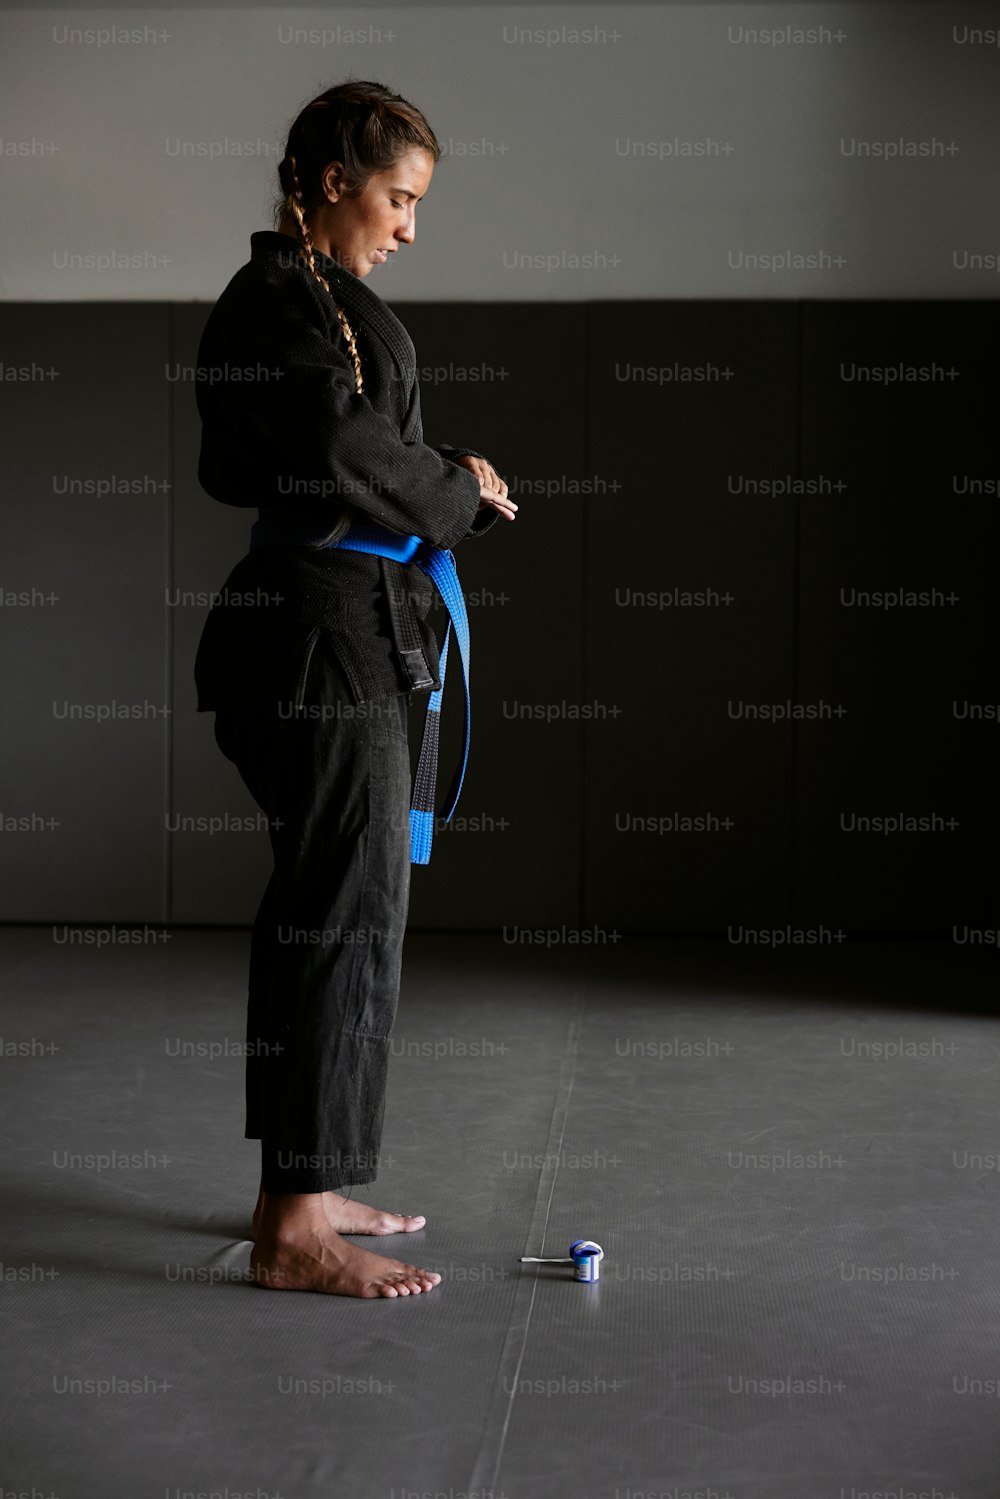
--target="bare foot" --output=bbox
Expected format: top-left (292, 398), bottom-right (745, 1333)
top-left (250, 1222), bottom-right (442, 1299)
top-left (251, 1185), bottom-right (425, 1240)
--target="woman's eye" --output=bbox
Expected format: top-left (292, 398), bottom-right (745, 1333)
top-left (390, 200), bottom-right (403, 209)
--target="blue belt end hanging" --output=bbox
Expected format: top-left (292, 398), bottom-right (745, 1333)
top-left (409, 809), bottom-right (435, 865)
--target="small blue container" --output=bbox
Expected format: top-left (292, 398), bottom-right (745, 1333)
top-left (569, 1240), bottom-right (604, 1283)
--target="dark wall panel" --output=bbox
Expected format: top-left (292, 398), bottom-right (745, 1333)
top-left (584, 303), bottom-right (800, 933)
top-left (796, 303), bottom-right (1000, 933)
top-left (0, 306), bottom-right (170, 921)
top-left (398, 304), bottom-right (586, 931)
top-left (2, 301), bottom-right (997, 933)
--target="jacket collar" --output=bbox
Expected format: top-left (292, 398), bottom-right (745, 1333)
top-left (249, 230), bottom-right (415, 387)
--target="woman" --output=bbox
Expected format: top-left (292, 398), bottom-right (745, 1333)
top-left (192, 79), bottom-right (516, 1298)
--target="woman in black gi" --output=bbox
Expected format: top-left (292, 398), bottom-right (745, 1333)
top-left (193, 80), bottom-right (515, 1298)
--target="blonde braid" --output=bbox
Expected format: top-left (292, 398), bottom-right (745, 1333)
top-left (285, 151), bottom-right (364, 394)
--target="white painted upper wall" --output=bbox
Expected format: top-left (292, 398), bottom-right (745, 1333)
top-left (1, 3), bottom-right (998, 300)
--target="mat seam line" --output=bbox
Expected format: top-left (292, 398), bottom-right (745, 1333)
top-left (466, 991), bottom-right (585, 1493)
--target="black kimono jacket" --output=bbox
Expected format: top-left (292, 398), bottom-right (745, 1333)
top-left (193, 229), bottom-right (499, 715)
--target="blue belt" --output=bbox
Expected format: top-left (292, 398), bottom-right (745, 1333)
top-left (249, 517), bottom-right (470, 865)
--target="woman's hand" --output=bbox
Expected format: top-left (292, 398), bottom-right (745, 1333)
top-left (452, 454), bottom-right (518, 521)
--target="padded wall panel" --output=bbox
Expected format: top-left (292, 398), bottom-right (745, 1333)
top-left (0, 305), bottom-right (170, 920)
top-left (795, 302), bottom-right (1000, 932)
top-left (388, 303), bottom-right (587, 930)
top-left (584, 303), bottom-right (800, 933)
top-left (3, 301), bottom-right (997, 934)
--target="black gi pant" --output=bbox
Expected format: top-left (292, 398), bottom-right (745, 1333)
top-left (212, 630), bottom-right (413, 1194)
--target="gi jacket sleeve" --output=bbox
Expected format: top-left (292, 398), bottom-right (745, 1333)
top-left (196, 272), bottom-right (491, 552)
top-left (425, 443), bottom-right (502, 541)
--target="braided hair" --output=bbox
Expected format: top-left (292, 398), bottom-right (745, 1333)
top-left (275, 81), bottom-right (441, 392)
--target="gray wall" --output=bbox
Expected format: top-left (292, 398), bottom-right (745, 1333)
top-left (1, 3), bottom-right (1000, 301)
top-left (1, 298), bottom-right (996, 934)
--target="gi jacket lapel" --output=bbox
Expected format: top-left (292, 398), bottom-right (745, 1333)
top-left (250, 232), bottom-right (422, 438)
top-left (308, 243), bottom-right (421, 439)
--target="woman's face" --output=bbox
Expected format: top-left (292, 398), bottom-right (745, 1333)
top-left (313, 146), bottom-right (436, 278)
